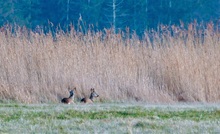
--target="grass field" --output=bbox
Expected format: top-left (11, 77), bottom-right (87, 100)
top-left (0, 103), bottom-right (220, 133)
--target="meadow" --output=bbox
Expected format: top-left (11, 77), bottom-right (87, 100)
top-left (0, 103), bottom-right (220, 133)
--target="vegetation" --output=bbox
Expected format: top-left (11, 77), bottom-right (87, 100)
top-left (1, 104), bottom-right (220, 121)
top-left (0, 22), bottom-right (220, 103)
top-left (1, 1), bottom-right (219, 133)
top-left (0, 0), bottom-right (220, 35)
top-left (0, 103), bottom-right (220, 133)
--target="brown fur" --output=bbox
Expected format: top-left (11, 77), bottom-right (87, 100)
top-left (81, 98), bottom-right (93, 104)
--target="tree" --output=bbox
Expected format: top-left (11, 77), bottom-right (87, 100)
top-left (0, 0), bottom-right (16, 25)
top-left (99, 0), bottom-right (128, 33)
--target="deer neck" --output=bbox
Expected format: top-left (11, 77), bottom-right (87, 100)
top-left (69, 93), bottom-right (74, 99)
top-left (89, 94), bottom-right (94, 101)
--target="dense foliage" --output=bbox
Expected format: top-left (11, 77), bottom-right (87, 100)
top-left (0, 0), bottom-right (219, 36)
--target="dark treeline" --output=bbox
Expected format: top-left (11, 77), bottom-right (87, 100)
top-left (0, 0), bottom-right (220, 36)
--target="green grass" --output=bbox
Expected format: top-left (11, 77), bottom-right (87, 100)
top-left (0, 103), bottom-right (220, 133)
top-left (1, 104), bottom-right (219, 121)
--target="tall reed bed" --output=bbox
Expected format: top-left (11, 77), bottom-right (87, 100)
top-left (0, 23), bottom-right (219, 103)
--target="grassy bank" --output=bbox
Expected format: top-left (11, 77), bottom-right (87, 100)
top-left (0, 103), bottom-right (220, 133)
top-left (0, 23), bottom-right (220, 103)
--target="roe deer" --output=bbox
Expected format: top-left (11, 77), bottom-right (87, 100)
top-left (61, 87), bottom-right (76, 104)
top-left (81, 88), bottom-right (99, 104)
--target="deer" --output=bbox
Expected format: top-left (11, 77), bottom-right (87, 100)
top-left (61, 87), bottom-right (76, 104)
top-left (81, 88), bottom-right (99, 104)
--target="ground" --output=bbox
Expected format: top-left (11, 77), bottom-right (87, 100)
top-left (0, 102), bottom-right (220, 133)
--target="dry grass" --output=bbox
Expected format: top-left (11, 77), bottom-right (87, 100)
top-left (0, 23), bottom-right (219, 103)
